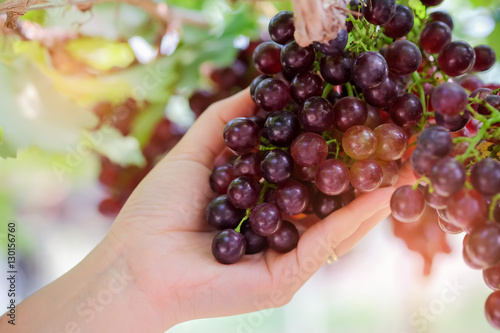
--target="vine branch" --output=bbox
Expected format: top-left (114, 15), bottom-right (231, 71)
top-left (0, 0), bottom-right (208, 29)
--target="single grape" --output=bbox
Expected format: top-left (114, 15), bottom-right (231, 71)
top-left (382, 4), bottom-right (414, 39)
top-left (384, 40), bottom-right (422, 75)
top-left (281, 41), bottom-right (315, 74)
top-left (240, 221), bottom-right (267, 254)
top-left (320, 54), bottom-right (353, 85)
top-left (434, 111), bottom-right (471, 132)
top-left (223, 118), bottom-right (260, 154)
top-left (252, 41), bottom-right (283, 74)
top-left (438, 41), bottom-right (476, 77)
top-left (189, 90), bottom-right (215, 116)
top-left (250, 75), bottom-right (272, 102)
top-left (363, 76), bottom-right (398, 109)
top-left (350, 159), bottom-right (383, 192)
top-left (364, 105), bottom-right (383, 129)
top-left (260, 150), bottom-right (294, 184)
top-left (312, 192), bottom-right (344, 219)
top-left (342, 125), bottom-right (377, 160)
top-left (377, 159), bottom-right (399, 187)
top-left (430, 157), bottom-right (466, 197)
top-left (269, 11), bottom-right (295, 45)
top-left (333, 97), bottom-right (368, 132)
top-left (428, 11), bottom-right (453, 30)
top-left (411, 147), bottom-right (440, 176)
top-left (473, 45), bottom-right (496, 72)
top-left (268, 220), bottom-right (299, 253)
top-left (465, 223), bottom-right (500, 268)
top-left (470, 87), bottom-right (493, 111)
top-left (298, 97), bottom-right (335, 132)
top-left (352, 51), bottom-right (389, 89)
top-left (419, 21), bottom-right (451, 54)
top-left (254, 78), bottom-right (291, 111)
top-left (290, 72), bottom-right (324, 104)
top-left (390, 185), bottom-right (426, 222)
top-left (373, 124), bottom-right (407, 161)
top-left (249, 115), bottom-right (265, 128)
top-left (417, 126), bottom-right (453, 158)
top-left (484, 266), bottom-right (500, 291)
top-left (458, 74), bottom-right (483, 92)
top-left (212, 229), bottom-right (246, 264)
top-left (431, 82), bottom-right (468, 116)
top-left (447, 189), bottom-right (487, 232)
top-left (313, 29), bottom-right (348, 56)
top-left (206, 195), bottom-right (245, 230)
top-left (264, 110), bottom-right (300, 147)
top-left (487, 292), bottom-right (500, 329)
top-left (420, 0), bottom-right (443, 7)
top-left (389, 93), bottom-right (423, 127)
top-left (471, 158), bottom-right (500, 197)
top-left (249, 203), bottom-right (283, 236)
top-left (363, 0), bottom-right (397, 26)
top-left (210, 164), bottom-right (235, 194)
top-left (291, 132), bottom-right (328, 167)
top-left (227, 176), bottom-right (260, 209)
top-left (275, 179), bottom-right (309, 215)
top-left (438, 216), bottom-right (463, 234)
top-left (315, 159), bottom-right (351, 196)
top-left (424, 186), bottom-right (448, 209)
top-left (233, 153), bottom-right (262, 181)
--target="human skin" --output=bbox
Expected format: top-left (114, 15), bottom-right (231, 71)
top-left (0, 89), bottom-right (415, 332)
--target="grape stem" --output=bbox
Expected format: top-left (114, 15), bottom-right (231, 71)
top-left (234, 209), bottom-right (251, 233)
top-left (322, 83), bottom-right (334, 99)
top-left (345, 82), bottom-right (354, 97)
top-left (326, 139), bottom-right (341, 159)
top-left (412, 175), bottom-right (432, 190)
top-left (490, 193), bottom-right (500, 222)
top-left (234, 181), bottom-right (276, 233)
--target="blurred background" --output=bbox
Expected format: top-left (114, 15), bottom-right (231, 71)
top-left (0, 0), bottom-right (499, 332)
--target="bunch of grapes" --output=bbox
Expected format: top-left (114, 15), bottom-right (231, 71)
top-left (206, 0), bottom-right (500, 328)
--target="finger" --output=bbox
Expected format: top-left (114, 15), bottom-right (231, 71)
top-left (334, 207), bottom-right (391, 257)
top-left (167, 89), bottom-right (258, 169)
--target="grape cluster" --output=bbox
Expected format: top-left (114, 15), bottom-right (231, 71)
top-left (206, 1), bottom-right (500, 328)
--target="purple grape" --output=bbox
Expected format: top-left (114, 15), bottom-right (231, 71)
top-left (364, 105), bottom-right (383, 129)
top-left (264, 110), bottom-right (300, 147)
top-left (223, 118), bottom-right (260, 154)
top-left (363, 0), bottom-right (397, 26)
top-left (233, 153), bottom-right (262, 180)
top-left (430, 157), bottom-right (467, 197)
top-left (312, 192), bottom-right (343, 219)
top-left (473, 45), bottom-right (496, 72)
top-left (389, 93), bottom-right (423, 127)
top-left (478, 95), bottom-right (500, 116)
top-left (252, 41), bottom-right (283, 74)
top-left (417, 126), bottom-right (453, 158)
top-left (352, 51), bottom-right (389, 89)
top-left (434, 111), bottom-right (471, 132)
top-left (291, 132), bottom-right (328, 167)
top-left (269, 11), bottom-right (295, 45)
top-left (313, 29), bottom-right (348, 56)
top-left (390, 185), bottom-right (426, 223)
top-left (280, 41), bottom-right (315, 74)
top-left (471, 158), bottom-right (500, 197)
top-left (290, 72), bottom-right (324, 104)
top-left (249, 203), bottom-right (283, 236)
top-left (210, 164), bottom-right (234, 194)
top-left (250, 75), bottom-right (272, 102)
top-left (298, 96), bottom-right (335, 132)
top-left (267, 220), bottom-right (299, 253)
top-left (429, 11), bottom-right (454, 30)
top-left (350, 159), bottom-right (383, 193)
top-left (206, 195), bottom-right (245, 230)
top-left (254, 78), bottom-right (291, 111)
top-left (240, 221), bottom-right (267, 254)
top-left (411, 147), bottom-right (440, 176)
top-left (438, 41), bottom-right (476, 77)
top-left (260, 150), bottom-right (294, 184)
top-left (470, 88), bottom-right (493, 111)
top-left (227, 176), bottom-right (260, 209)
top-left (419, 21), bottom-right (451, 54)
top-left (333, 97), bottom-right (368, 132)
top-left (384, 40), bottom-right (422, 75)
top-left (431, 82), bottom-right (468, 116)
top-left (363, 76), bottom-right (398, 108)
top-left (315, 159), bottom-right (351, 196)
top-left (212, 229), bottom-right (246, 264)
top-left (326, 89), bottom-right (343, 105)
top-left (275, 179), bottom-right (309, 215)
top-left (383, 4), bottom-right (414, 39)
top-left (424, 186), bottom-right (448, 209)
top-left (320, 54), bottom-right (353, 85)
top-left (421, 0), bottom-right (444, 7)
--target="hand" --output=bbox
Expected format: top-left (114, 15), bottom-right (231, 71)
top-left (107, 89), bottom-right (416, 330)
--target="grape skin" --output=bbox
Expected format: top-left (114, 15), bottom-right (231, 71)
top-left (350, 159), bottom-right (383, 193)
top-left (212, 229), bottom-right (247, 265)
top-left (315, 159), bottom-right (351, 196)
top-left (390, 185), bottom-right (426, 223)
top-left (342, 125), bottom-right (378, 160)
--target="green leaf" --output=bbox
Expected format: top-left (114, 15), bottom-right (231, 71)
top-left (469, 0), bottom-right (495, 8)
top-left (131, 103), bottom-right (166, 147)
top-left (486, 22), bottom-right (500, 57)
top-left (92, 126), bottom-right (146, 167)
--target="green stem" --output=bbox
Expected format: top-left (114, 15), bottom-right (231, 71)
top-left (412, 71), bottom-right (427, 114)
top-left (345, 82), bottom-right (354, 97)
top-left (412, 175), bottom-right (432, 190)
top-left (234, 209), bottom-right (251, 233)
top-left (322, 83), bottom-right (333, 98)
